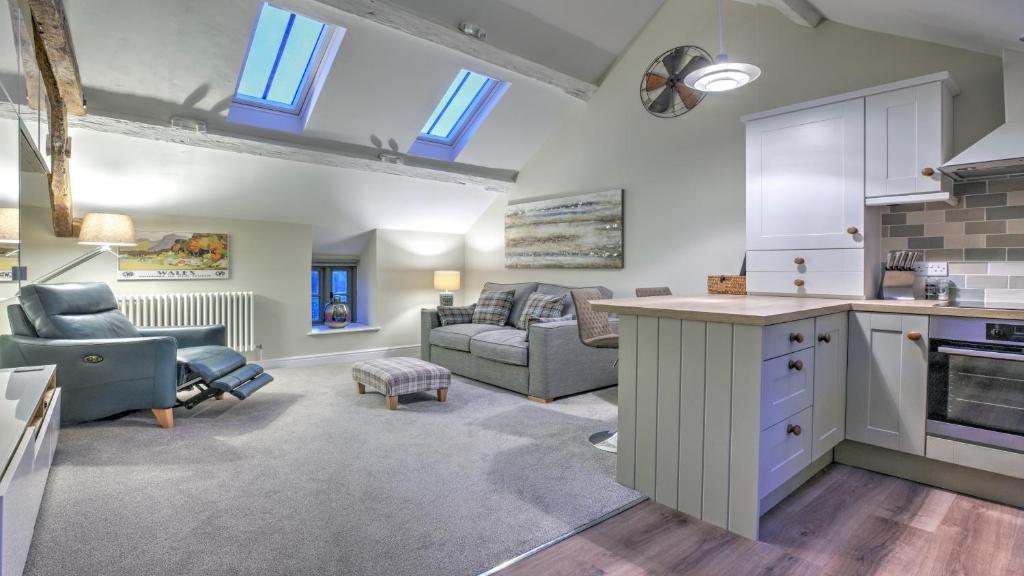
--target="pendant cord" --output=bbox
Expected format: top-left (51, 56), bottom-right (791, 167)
top-left (717, 0), bottom-right (726, 57)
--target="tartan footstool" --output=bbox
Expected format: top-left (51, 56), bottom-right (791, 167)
top-left (352, 357), bottom-right (450, 410)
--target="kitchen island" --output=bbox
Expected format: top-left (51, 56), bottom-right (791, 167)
top-left (591, 294), bottom-right (1024, 540)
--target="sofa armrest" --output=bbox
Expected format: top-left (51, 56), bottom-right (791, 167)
top-left (138, 325), bottom-right (226, 348)
top-left (420, 308), bottom-right (441, 361)
top-left (0, 335), bottom-right (179, 421)
top-left (528, 320), bottom-right (617, 400)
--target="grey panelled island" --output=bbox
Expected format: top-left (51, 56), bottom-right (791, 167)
top-left (591, 294), bottom-right (1024, 541)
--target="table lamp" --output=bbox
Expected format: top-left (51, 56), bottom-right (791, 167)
top-left (30, 213), bottom-right (137, 285)
top-left (433, 270), bottom-right (460, 307)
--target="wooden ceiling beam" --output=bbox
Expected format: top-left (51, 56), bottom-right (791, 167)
top-left (296, 0), bottom-right (598, 100)
top-left (26, 0), bottom-right (85, 115)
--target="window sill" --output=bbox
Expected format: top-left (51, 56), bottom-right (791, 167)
top-left (307, 323), bottom-right (380, 336)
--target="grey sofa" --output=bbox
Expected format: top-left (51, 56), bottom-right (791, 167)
top-left (420, 282), bottom-right (618, 401)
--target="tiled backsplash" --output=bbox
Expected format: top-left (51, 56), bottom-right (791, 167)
top-left (880, 176), bottom-right (1024, 303)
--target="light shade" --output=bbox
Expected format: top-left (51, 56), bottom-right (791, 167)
top-left (683, 59), bottom-right (761, 93)
top-left (0, 208), bottom-right (19, 244)
top-left (78, 213), bottom-right (137, 247)
top-left (433, 270), bottom-right (461, 292)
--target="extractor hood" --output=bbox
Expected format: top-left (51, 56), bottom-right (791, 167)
top-left (941, 48), bottom-right (1024, 181)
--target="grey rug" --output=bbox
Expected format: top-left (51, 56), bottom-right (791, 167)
top-left (24, 363), bottom-right (639, 576)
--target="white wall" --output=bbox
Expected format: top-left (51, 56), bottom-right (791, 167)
top-left (464, 0), bottom-right (1005, 297)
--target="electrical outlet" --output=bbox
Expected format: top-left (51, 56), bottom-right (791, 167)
top-left (913, 261), bottom-right (948, 277)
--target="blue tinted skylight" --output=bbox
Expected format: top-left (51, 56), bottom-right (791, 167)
top-left (420, 70), bottom-right (495, 142)
top-left (236, 4), bottom-right (326, 112)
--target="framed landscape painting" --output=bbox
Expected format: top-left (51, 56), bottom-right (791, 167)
top-left (505, 189), bottom-right (624, 269)
top-left (118, 231), bottom-right (229, 280)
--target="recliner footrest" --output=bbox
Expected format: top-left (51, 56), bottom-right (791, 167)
top-left (228, 372), bottom-right (273, 400)
top-left (178, 346), bottom-right (247, 382)
top-left (210, 363), bottom-right (265, 392)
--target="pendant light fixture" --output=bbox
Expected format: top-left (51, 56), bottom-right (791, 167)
top-left (684, 0), bottom-right (761, 93)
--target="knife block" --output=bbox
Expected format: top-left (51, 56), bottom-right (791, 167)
top-left (880, 270), bottom-right (917, 300)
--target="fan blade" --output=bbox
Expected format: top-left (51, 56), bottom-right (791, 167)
top-left (662, 47), bottom-right (686, 76)
top-left (648, 86), bottom-right (676, 114)
top-left (644, 73), bottom-right (668, 91)
top-left (676, 84), bottom-right (701, 109)
top-left (678, 55), bottom-right (711, 83)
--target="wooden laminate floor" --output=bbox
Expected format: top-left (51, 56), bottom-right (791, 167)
top-left (498, 464), bottom-right (1024, 576)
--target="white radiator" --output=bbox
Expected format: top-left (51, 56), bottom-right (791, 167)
top-left (117, 292), bottom-right (256, 352)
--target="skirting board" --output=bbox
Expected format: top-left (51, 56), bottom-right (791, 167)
top-left (835, 440), bottom-right (1024, 509)
top-left (259, 344), bottom-right (419, 369)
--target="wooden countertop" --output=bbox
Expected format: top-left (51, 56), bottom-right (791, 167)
top-left (590, 294), bottom-right (1024, 326)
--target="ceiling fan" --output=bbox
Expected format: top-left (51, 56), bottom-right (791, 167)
top-left (640, 46), bottom-right (712, 118)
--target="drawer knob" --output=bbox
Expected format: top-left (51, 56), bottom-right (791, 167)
top-left (789, 332), bottom-right (804, 343)
top-left (787, 424), bottom-right (802, 436)
top-left (907, 331), bottom-right (923, 341)
top-left (921, 167), bottom-right (935, 177)
top-left (793, 279), bottom-right (805, 287)
top-left (794, 256), bottom-right (805, 265)
top-left (818, 333), bottom-right (831, 343)
top-left (847, 226), bottom-right (859, 235)
top-left (788, 359), bottom-right (804, 371)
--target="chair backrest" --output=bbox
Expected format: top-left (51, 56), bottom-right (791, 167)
top-left (18, 282), bottom-right (141, 340)
top-left (7, 305), bottom-right (38, 337)
top-left (636, 286), bottom-right (672, 297)
top-left (571, 288), bottom-right (613, 345)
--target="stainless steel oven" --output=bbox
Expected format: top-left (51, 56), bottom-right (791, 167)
top-left (928, 316), bottom-right (1024, 452)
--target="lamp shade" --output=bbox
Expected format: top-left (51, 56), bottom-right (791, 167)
top-left (77, 213), bottom-right (137, 246)
top-left (0, 208), bottom-right (18, 244)
top-left (433, 270), bottom-right (461, 292)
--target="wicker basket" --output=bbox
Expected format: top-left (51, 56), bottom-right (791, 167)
top-left (707, 275), bottom-right (747, 295)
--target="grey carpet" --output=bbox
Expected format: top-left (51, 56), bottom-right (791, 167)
top-left (24, 362), bottom-right (639, 576)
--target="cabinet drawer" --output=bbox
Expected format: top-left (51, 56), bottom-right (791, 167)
top-left (747, 249), bottom-right (864, 273)
top-left (759, 407), bottom-right (813, 497)
top-left (748, 271), bottom-right (865, 298)
top-left (763, 318), bottom-right (814, 360)
top-left (761, 348), bottom-right (814, 430)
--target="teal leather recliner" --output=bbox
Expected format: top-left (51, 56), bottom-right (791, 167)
top-left (0, 282), bottom-right (271, 427)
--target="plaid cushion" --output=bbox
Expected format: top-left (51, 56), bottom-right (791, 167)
top-left (437, 304), bottom-right (476, 326)
top-left (516, 293), bottom-right (565, 329)
top-left (352, 357), bottom-right (450, 396)
top-left (472, 290), bottom-right (515, 326)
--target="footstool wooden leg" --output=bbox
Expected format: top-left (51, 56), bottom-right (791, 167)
top-left (386, 395), bottom-right (398, 410)
top-left (437, 388), bottom-right (448, 402)
top-left (357, 383), bottom-right (366, 394)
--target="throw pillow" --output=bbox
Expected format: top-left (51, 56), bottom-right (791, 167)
top-left (437, 304), bottom-right (476, 326)
top-left (472, 290), bottom-right (515, 326)
top-left (516, 293), bottom-right (564, 329)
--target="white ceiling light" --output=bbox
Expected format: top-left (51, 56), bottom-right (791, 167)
top-left (684, 0), bottom-right (762, 93)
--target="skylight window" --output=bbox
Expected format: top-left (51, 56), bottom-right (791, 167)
top-left (409, 69), bottom-right (509, 162)
top-left (228, 3), bottom-right (344, 134)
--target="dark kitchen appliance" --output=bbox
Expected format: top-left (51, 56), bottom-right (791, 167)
top-left (928, 316), bottom-right (1024, 452)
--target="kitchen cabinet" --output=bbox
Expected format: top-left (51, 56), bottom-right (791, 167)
top-left (866, 81), bottom-right (955, 203)
top-left (812, 313), bottom-right (847, 460)
top-left (846, 312), bottom-right (928, 456)
top-left (745, 99), bottom-right (865, 251)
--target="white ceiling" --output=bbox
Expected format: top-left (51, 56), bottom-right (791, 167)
top-left (65, 129), bottom-right (499, 253)
top-left (809, 0), bottom-right (1023, 56)
top-left (60, 0), bottom-right (583, 172)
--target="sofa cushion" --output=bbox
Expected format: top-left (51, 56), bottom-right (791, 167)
top-left (19, 282), bottom-right (142, 340)
top-left (430, 323), bottom-right (511, 352)
top-left (537, 283), bottom-right (612, 319)
top-left (472, 290), bottom-right (515, 326)
top-left (483, 282), bottom-right (538, 326)
top-left (515, 292), bottom-right (564, 329)
top-left (470, 329), bottom-right (529, 367)
top-left (437, 304), bottom-right (476, 326)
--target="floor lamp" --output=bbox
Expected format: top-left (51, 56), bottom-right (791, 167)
top-left (20, 213), bottom-right (137, 287)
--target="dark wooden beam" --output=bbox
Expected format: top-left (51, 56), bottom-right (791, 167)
top-left (25, 0), bottom-right (84, 115)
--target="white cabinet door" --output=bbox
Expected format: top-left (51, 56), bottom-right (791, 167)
top-left (846, 312), bottom-right (928, 456)
top-left (746, 99), bottom-right (865, 250)
top-left (866, 82), bottom-right (951, 199)
top-left (812, 312), bottom-right (847, 460)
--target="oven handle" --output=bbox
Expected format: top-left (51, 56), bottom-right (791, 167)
top-left (937, 346), bottom-right (1024, 362)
